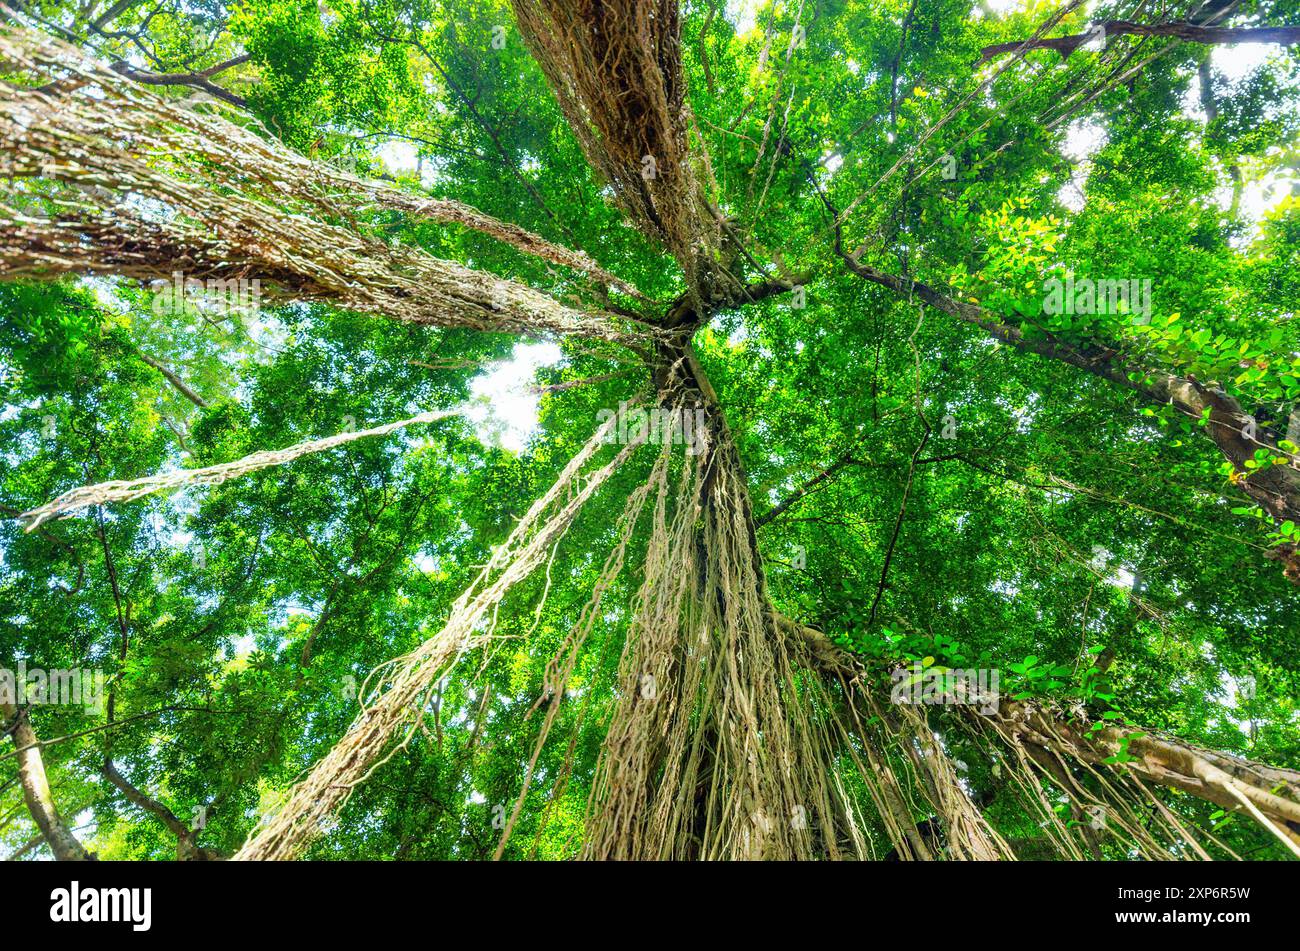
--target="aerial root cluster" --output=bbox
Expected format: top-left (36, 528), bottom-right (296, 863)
top-left (232, 410), bottom-right (644, 860)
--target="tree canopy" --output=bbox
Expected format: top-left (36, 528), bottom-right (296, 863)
top-left (1, 0), bottom-right (1299, 861)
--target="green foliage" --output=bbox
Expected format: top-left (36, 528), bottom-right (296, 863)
top-left (2, 0), bottom-right (1298, 861)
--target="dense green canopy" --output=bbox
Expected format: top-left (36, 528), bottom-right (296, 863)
top-left (1, 0), bottom-right (1299, 861)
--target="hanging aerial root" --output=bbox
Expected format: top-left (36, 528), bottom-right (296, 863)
top-left (972, 699), bottom-right (1300, 858)
top-left (826, 678), bottom-right (939, 860)
top-left (582, 397), bottom-right (855, 859)
top-left (826, 661), bottom-right (1204, 860)
top-left (233, 411), bottom-right (645, 860)
top-left (17, 408), bottom-right (461, 530)
top-left (365, 190), bottom-right (648, 303)
top-left (0, 23), bottom-right (651, 345)
top-left (575, 352), bottom-right (889, 860)
top-left (492, 437), bottom-right (672, 859)
top-left (778, 614), bottom-right (1300, 858)
top-left (509, 0), bottom-right (730, 301)
top-left (581, 425), bottom-right (703, 858)
top-left (886, 700), bottom-right (1017, 859)
top-left (782, 636), bottom-right (1014, 861)
top-left (963, 708), bottom-right (1234, 859)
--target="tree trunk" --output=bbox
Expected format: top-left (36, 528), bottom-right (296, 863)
top-left (1, 702), bottom-right (91, 861)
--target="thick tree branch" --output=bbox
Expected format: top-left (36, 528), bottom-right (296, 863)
top-left (509, 0), bottom-right (732, 302)
top-left (774, 613), bottom-right (1300, 851)
top-left (0, 27), bottom-right (655, 348)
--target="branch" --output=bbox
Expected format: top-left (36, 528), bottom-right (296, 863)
top-left (5, 831), bottom-right (45, 861)
top-left (979, 20), bottom-right (1300, 62)
top-left (108, 59), bottom-right (249, 109)
top-left (754, 449), bottom-right (869, 528)
top-left (838, 255), bottom-right (1300, 547)
top-left (774, 614), bottom-right (1300, 851)
top-left (18, 408), bottom-right (462, 529)
top-left (103, 758), bottom-right (217, 859)
top-left (135, 350), bottom-right (209, 409)
top-left (89, 0), bottom-right (139, 30)
top-left (525, 367), bottom-right (637, 395)
top-left (661, 270), bottom-right (811, 329)
top-left (196, 53), bottom-right (250, 79)
top-left (364, 188), bottom-right (648, 303)
top-left (889, 0), bottom-right (921, 126)
top-left (508, 0), bottom-right (730, 300)
top-left (868, 425), bottom-right (930, 625)
top-left (0, 27), bottom-right (654, 348)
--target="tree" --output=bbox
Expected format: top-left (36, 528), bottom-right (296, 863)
top-left (1, 0), bottom-right (1299, 861)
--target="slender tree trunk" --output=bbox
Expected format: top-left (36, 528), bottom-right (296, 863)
top-left (103, 759), bottom-right (216, 860)
top-left (1, 702), bottom-right (91, 861)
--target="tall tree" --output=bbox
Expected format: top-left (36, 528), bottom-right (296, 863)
top-left (2, 0), bottom-right (1299, 861)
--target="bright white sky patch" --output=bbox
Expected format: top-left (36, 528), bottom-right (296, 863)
top-left (1212, 42), bottom-right (1273, 83)
top-left (1062, 120), bottom-right (1106, 163)
top-left (373, 137), bottom-right (445, 187)
top-left (1089, 546), bottom-right (1136, 589)
top-left (727, 0), bottom-right (760, 35)
top-left (1058, 119), bottom-right (1107, 212)
top-left (1177, 44), bottom-right (1295, 238)
top-left (1236, 166), bottom-right (1299, 222)
top-left (376, 138), bottom-right (418, 173)
top-left (975, 0), bottom-right (1026, 18)
top-left (465, 341), bottom-right (563, 453)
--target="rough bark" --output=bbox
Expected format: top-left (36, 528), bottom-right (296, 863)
top-left (365, 189), bottom-right (647, 302)
top-left (776, 614), bottom-right (1300, 852)
top-left (509, 0), bottom-right (733, 302)
top-left (0, 26), bottom-right (653, 348)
